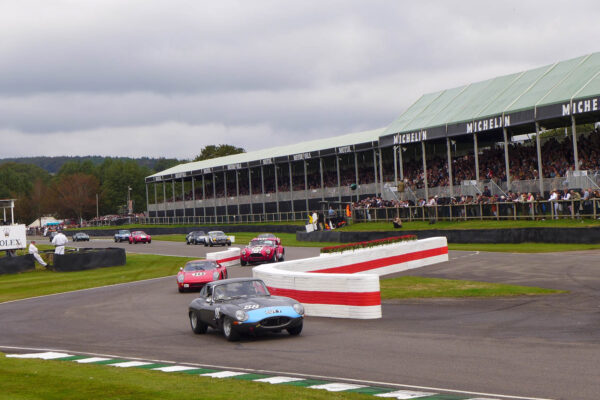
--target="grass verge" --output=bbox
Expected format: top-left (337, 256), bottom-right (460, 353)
top-left (0, 254), bottom-right (194, 303)
top-left (0, 354), bottom-right (370, 400)
top-left (380, 276), bottom-right (564, 299)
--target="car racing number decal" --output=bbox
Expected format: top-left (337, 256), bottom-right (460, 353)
top-left (215, 307), bottom-right (221, 319)
top-left (243, 304), bottom-right (260, 310)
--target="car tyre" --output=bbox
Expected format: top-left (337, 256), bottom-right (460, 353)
top-left (190, 311), bottom-right (207, 334)
top-left (186, 240), bottom-right (190, 245)
top-left (222, 317), bottom-right (239, 341)
top-left (178, 287), bottom-right (184, 293)
top-left (287, 321), bottom-right (303, 336)
top-left (240, 259), bottom-right (247, 266)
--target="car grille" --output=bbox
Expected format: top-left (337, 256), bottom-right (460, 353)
top-left (260, 316), bottom-right (290, 327)
top-left (249, 254), bottom-right (265, 261)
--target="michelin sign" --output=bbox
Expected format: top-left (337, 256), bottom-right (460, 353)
top-left (0, 225), bottom-right (26, 251)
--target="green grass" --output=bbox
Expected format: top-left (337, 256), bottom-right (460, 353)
top-left (0, 354), bottom-right (370, 400)
top-left (380, 276), bottom-right (564, 299)
top-left (0, 254), bottom-right (194, 303)
top-left (448, 242), bottom-right (600, 253)
top-left (153, 232), bottom-right (344, 248)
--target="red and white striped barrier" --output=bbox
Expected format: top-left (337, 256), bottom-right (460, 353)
top-left (206, 248), bottom-right (241, 267)
top-left (253, 237), bottom-right (448, 319)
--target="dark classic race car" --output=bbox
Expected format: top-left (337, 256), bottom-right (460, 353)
top-left (188, 278), bottom-right (304, 341)
top-left (186, 230), bottom-right (207, 245)
top-left (72, 232), bottom-right (90, 242)
top-left (240, 238), bottom-right (284, 265)
top-left (114, 230), bottom-right (131, 242)
top-left (177, 260), bottom-right (227, 292)
top-left (129, 230), bottom-right (151, 244)
top-left (205, 231), bottom-right (231, 247)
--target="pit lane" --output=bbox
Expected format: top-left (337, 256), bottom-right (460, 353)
top-left (1, 238), bottom-right (599, 399)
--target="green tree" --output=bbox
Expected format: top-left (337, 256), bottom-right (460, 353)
top-left (99, 159), bottom-right (151, 214)
top-left (50, 173), bottom-right (100, 222)
top-left (194, 144), bottom-right (245, 161)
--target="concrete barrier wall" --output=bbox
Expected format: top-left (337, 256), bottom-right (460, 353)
top-left (206, 248), bottom-right (241, 267)
top-left (254, 237), bottom-right (448, 319)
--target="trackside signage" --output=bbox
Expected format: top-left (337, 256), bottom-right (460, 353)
top-left (561, 97), bottom-right (600, 116)
top-left (466, 115), bottom-right (511, 133)
top-left (0, 224), bottom-right (26, 250)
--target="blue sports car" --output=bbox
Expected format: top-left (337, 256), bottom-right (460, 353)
top-left (188, 278), bottom-right (304, 341)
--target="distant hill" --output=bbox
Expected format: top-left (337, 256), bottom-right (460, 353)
top-left (0, 156), bottom-right (184, 174)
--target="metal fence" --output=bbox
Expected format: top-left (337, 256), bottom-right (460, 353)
top-left (353, 198), bottom-right (600, 222)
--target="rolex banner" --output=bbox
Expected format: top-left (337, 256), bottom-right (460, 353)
top-left (0, 224), bottom-right (26, 251)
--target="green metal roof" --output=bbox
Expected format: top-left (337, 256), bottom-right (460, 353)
top-left (381, 52), bottom-right (600, 138)
top-left (148, 127), bottom-right (383, 179)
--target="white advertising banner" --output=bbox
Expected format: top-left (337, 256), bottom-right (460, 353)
top-left (0, 224), bottom-right (27, 250)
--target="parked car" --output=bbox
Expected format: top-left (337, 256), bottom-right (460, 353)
top-left (186, 231), bottom-right (208, 245)
top-left (240, 238), bottom-right (284, 266)
top-left (256, 233), bottom-right (282, 245)
top-left (188, 278), bottom-right (304, 341)
top-left (114, 230), bottom-right (131, 242)
top-left (72, 232), bottom-right (90, 242)
top-left (177, 260), bottom-right (227, 292)
top-left (129, 230), bottom-right (151, 244)
top-left (205, 231), bottom-right (231, 247)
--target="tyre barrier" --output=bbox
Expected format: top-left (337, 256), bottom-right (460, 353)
top-left (253, 237), bottom-right (448, 319)
top-left (51, 248), bottom-right (126, 272)
top-left (206, 248), bottom-right (241, 268)
top-left (0, 254), bottom-right (35, 275)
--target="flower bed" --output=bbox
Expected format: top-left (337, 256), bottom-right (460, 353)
top-left (320, 235), bottom-right (417, 254)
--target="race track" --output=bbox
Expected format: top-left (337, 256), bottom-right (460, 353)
top-left (1, 238), bottom-right (599, 399)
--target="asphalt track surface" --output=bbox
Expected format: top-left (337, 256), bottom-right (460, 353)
top-left (1, 238), bottom-right (599, 400)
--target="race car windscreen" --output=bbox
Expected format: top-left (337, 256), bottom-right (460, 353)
top-left (249, 240), bottom-right (275, 247)
top-left (214, 280), bottom-right (270, 299)
top-left (184, 261), bottom-right (217, 272)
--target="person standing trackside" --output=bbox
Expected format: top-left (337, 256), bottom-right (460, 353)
top-left (52, 231), bottom-right (68, 255)
top-left (28, 240), bottom-right (47, 267)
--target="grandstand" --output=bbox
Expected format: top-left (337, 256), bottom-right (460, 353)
top-left (145, 52), bottom-right (600, 223)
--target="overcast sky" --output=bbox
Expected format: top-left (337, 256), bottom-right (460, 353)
top-left (1, 0), bottom-right (599, 160)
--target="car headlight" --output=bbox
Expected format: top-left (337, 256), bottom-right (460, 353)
top-left (177, 274), bottom-right (184, 283)
top-left (293, 303), bottom-right (304, 315)
top-left (266, 249), bottom-right (271, 254)
top-left (235, 310), bottom-right (248, 322)
top-left (213, 271), bottom-right (219, 280)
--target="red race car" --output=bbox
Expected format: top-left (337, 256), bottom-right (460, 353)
top-left (240, 238), bottom-right (285, 266)
top-left (177, 260), bottom-right (228, 292)
top-left (129, 230), bottom-right (152, 244)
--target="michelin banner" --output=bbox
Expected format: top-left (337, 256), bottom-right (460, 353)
top-left (0, 224), bottom-right (26, 251)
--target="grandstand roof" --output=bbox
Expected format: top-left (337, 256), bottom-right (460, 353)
top-left (147, 127), bottom-right (383, 181)
top-left (379, 52), bottom-right (600, 146)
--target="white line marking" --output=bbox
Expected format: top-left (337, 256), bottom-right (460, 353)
top-left (108, 361), bottom-right (154, 368)
top-left (375, 390), bottom-right (436, 399)
top-left (153, 365), bottom-right (200, 372)
top-left (309, 383), bottom-right (367, 392)
top-left (201, 371), bottom-right (248, 378)
top-left (0, 345), bottom-right (553, 400)
top-left (254, 376), bottom-right (305, 384)
top-left (74, 357), bottom-right (111, 363)
top-left (6, 352), bottom-right (72, 360)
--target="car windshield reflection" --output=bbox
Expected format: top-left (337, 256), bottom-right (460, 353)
top-left (184, 261), bottom-right (217, 272)
top-left (213, 280), bottom-right (269, 301)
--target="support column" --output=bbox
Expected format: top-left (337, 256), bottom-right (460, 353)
top-left (446, 137), bottom-right (454, 197)
top-left (572, 115), bottom-right (579, 171)
top-left (354, 151), bottom-right (360, 203)
top-left (303, 160), bottom-right (309, 214)
top-left (372, 149), bottom-right (378, 197)
top-left (473, 133), bottom-right (480, 185)
top-left (274, 165), bottom-right (279, 215)
top-left (171, 180), bottom-right (175, 209)
top-left (503, 127), bottom-right (511, 191)
top-left (162, 181), bottom-right (167, 217)
top-left (319, 158), bottom-right (325, 201)
top-left (181, 178), bottom-right (185, 218)
top-left (191, 177), bottom-right (196, 218)
top-left (145, 183), bottom-right (149, 218)
top-left (261, 165), bottom-right (266, 218)
top-left (235, 170), bottom-right (240, 217)
top-left (393, 146), bottom-right (398, 187)
top-left (289, 162), bottom-right (294, 217)
top-left (421, 141), bottom-right (429, 200)
top-left (202, 175), bottom-right (206, 221)
top-left (153, 183), bottom-right (158, 217)
top-left (535, 122), bottom-right (544, 194)
top-left (336, 155), bottom-right (342, 203)
top-left (212, 173), bottom-right (217, 221)
top-left (399, 147), bottom-right (404, 180)
top-left (378, 148), bottom-right (384, 197)
top-left (224, 172), bottom-right (228, 221)
top-left (248, 168), bottom-right (253, 218)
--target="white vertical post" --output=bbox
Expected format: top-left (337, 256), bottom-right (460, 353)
top-left (503, 127), bottom-right (511, 191)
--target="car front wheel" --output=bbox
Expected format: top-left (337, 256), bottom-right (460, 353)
top-left (190, 311), bottom-right (207, 334)
top-left (240, 259), bottom-right (247, 266)
top-left (222, 317), bottom-right (239, 341)
top-left (287, 321), bottom-right (303, 336)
